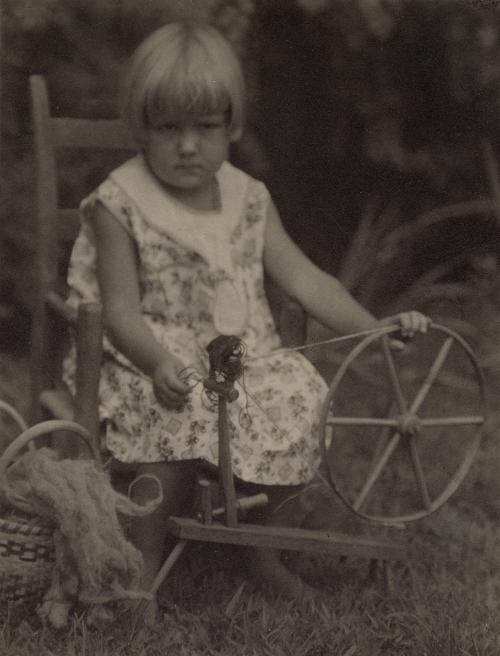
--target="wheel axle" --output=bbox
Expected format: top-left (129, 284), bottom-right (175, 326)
top-left (396, 413), bottom-right (422, 437)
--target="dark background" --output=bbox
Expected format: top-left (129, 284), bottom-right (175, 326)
top-left (2, 0), bottom-right (500, 346)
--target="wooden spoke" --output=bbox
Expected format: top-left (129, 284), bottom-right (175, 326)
top-left (354, 428), bottom-right (394, 513)
top-left (408, 337), bottom-right (454, 414)
top-left (352, 432), bottom-right (401, 511)
top-left (381, 337), bottom-right (407, 413)
top-left (354, 401), bottom-right (399, 513)
top-left (420, 416), bottom-right (484, 427)
top-left (326, 417), bottom-right (398, 428)
top-left (408, 436), bottom-right (432, 510)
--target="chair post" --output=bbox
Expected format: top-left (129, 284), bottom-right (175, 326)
top-left (73, 303), bottom-right (103, 460)
top-left (29, 75), bottom-right (61, 425)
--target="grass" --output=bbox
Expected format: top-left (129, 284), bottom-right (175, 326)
top-left (2, 518), bottom-right (500, 655)
top-left (2, 300), bottom-right (500, 653)
top-left (2, 433), bottom-right (500, 653)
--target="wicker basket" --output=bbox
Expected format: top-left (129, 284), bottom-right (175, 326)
top-left (0, 512), bottom-right (55, 603)
top-left (0, 419), bottom-right (93, 605)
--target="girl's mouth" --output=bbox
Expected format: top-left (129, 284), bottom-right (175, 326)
top-left (176, 163), bottom-right (203, 171)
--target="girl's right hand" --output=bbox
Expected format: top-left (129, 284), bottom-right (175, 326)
top-left (152, 355), bottom-right (191, 409)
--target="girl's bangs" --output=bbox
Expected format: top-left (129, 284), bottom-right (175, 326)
top-left (146, 60), bottom-right (230, 126)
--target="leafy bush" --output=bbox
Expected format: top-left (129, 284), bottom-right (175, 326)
top-left (2, 0), bottom-right (500, 324)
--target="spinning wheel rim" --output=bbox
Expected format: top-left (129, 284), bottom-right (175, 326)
top-left (318, 323), bottom-right (486, 525)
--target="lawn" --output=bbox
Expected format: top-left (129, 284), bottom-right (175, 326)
top-left (1, 304), bottom-right (500, 655)
top-left (2, 514), bottom-right (500, 655)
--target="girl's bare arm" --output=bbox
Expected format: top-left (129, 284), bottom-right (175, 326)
top-left (92, 203), bottom-right (189, 404)
top-left (263, 200), bottom-right (427, 336)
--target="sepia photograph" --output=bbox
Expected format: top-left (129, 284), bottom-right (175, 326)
top-left (1, 0), bottom-right (500, 653)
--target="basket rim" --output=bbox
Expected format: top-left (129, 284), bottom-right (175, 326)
top-left (0, 509), bottom-right (55, 534)
top-left (0, 419), bottom-right (96, 479)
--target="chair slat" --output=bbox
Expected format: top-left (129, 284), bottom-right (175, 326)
top-left (51, 117), bottom-right (136, 150)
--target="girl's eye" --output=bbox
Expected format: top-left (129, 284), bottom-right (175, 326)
top-left (153, 121), bottom-right (180, 135)
top-left (157, 123), bottom-right (178, 133)
top-left (199, 119), bottom-right (225, 130)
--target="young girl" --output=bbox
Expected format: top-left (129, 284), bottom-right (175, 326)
top-left (65, 21), bottom-right (429, 601)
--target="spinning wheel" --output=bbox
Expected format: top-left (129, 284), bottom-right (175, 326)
top-left (162, 325), bottom-right (486, 597)
top-left (319, 323), bottom-right (486, 524)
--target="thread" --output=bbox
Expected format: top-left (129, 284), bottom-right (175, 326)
top-left (246, 324), bottom-right (397, 362)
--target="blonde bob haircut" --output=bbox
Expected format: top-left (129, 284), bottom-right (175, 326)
top-left (121, 21), bottom-right (245, 144)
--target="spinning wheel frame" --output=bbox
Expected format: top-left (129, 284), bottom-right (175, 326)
top-left (318, 323), bottom-right (486, 525)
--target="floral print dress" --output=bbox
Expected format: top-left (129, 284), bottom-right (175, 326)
top-left (64, 155), bottom-right (328, 485)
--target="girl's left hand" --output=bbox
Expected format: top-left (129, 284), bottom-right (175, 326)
top-left (379, 311), bottom-right (431, 350)
top-left (388, 310), bottom-right (431, 338)
top-left (379, 310), bottom-right (431, 350)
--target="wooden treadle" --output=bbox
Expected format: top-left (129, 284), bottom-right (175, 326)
top-left (167, 517), bottom-right (408, 561)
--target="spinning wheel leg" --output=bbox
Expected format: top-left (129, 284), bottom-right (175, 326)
top-left (150, 539), bottom-right (188, 595)
top-left (246, 547), bottom-right (318, 601)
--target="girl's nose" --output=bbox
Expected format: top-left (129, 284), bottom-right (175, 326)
top-left (177, 128), bottom-right (199, 153)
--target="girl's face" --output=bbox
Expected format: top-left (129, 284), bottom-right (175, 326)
top-left (143, 110), bottom-right (232, 206)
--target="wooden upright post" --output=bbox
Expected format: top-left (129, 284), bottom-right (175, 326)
top-left (203, 335), bottom-right (244, 529)
top-left (217, 393), bottom-right (238, 527)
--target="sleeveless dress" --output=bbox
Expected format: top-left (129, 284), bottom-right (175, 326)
top-left (64, 155), bottom-right (328, 486)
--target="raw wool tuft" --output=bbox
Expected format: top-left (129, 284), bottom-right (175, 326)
top-left (0, 448), bottom-right (162, 615)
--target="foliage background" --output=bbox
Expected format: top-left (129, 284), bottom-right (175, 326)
top-left (2, 0), bottom-right (500, 338)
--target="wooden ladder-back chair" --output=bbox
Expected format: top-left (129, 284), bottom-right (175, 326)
top-left (28, 74), bottom-right (307, 457)
top-left (29, 75), bottom-right (135, 451)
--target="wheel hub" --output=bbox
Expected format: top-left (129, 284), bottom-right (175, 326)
top-left (396, 413), bottom-right (422, 437)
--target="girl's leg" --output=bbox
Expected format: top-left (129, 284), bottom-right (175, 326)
top-left (128, 460), bottom-right (196, 590)
top-left (246, 484), bottom-right (317, 600)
